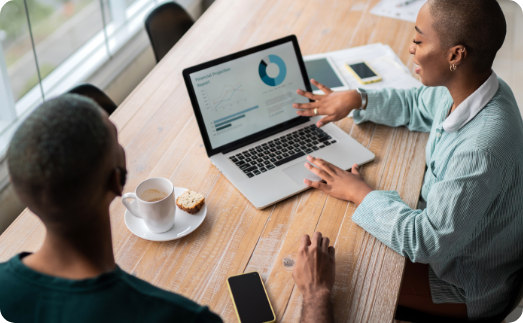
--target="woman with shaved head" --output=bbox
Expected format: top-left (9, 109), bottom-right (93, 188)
top-left (291, 0), bottom-right (522, 320)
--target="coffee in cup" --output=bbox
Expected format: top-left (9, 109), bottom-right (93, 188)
top-left (141, 189), bottom-right (168, 202)
top-left (122, 178), bottom-right (176, 233)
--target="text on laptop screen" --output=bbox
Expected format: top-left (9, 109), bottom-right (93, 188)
top-left (189, 42), bottom-right (310, 149)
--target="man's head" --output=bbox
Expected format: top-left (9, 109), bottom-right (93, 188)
top-left (7, 94), bottom-right (126, 225)
top-left (410, 0), bottom-right (506, 86)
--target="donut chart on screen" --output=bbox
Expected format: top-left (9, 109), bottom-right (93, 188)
top-left (258, 55), bottom-right (287, 86)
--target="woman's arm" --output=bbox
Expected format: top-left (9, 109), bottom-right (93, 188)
top-left (352, 150), bottom-right (504, 263)
top-left (353, 86), bottom-right (441, 133)
top-left (293, 80), bottom-right (441, 133)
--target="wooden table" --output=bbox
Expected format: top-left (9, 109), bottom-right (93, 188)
top-left (0, 0), bottom-right (430, 321)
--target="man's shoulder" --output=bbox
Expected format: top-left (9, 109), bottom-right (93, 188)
top-left (0, 256), bottom-right (222, 323)
top-left (0, 257), bottom-right (18, 285)
top-left (117, 270), bottom-right (196, 307)
top-left (116, 270), bottom-right (222, 322)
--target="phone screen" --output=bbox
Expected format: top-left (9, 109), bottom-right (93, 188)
top-left (349, 62), bottom-right (377, 79)
top-left (228, 272), bottom-right (275, 323)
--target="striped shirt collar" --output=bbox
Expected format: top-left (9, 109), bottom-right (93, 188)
top-left (443, 71), bottom-right (499, 133)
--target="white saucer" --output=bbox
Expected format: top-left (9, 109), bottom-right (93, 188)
top-left (124, 187), bottom-right (207, 241)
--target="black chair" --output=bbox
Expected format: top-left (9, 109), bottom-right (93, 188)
top-left (395, 275), bottom-right (523, 323)
top-left (144, 2), bottom-right (194, 63)
top-left (67, 83), bottom-right (118, 115)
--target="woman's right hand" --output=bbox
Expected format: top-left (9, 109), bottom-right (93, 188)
top-left (293, 79), bottom-right (363, 127)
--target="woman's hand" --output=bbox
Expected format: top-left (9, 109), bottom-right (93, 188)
top-left (293, 79), bottom-right (362, 128)
top-left (304, 156), bottom-right (373, 205)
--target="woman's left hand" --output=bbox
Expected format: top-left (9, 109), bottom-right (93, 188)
top-left (304, 156), bottom-right (373, 205)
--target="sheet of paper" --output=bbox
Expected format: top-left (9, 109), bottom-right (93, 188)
top-left (370, 0), bottom-right (427, 23)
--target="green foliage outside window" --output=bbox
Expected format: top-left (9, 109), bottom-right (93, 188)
top-left (0, 0), bottom-right (54, 46)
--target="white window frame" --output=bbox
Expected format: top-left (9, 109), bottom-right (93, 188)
top-left (0, 0), bottom-right (202, 192)
top-left (0, 0), bottom-right (200, 158)
top-left (0, 42), bottom-right (16, 125)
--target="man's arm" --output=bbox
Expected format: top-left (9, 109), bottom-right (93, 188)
top-left (292, 232), bottom-right (336, 323)
top-left (301, 290), bottom-right (333, 323)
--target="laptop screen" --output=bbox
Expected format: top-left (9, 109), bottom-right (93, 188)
top-left (187, 41), bottom-right (310, 150)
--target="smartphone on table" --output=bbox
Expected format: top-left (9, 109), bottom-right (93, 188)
top-left (345, 61), bottom-right (382, 84)
top-left (227, 272), bottom-right (276, 323)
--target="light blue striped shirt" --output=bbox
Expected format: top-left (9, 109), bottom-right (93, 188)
top-left (352, 74), bottom-right (523, 320)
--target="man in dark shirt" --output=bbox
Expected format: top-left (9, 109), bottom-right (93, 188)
top-left (0, 95), bottom-right (222, 323)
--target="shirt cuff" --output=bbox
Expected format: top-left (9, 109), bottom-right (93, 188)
top-left (352, 90), bottom-right (382, 124)
top-left (352, 190), bottom-right (404, 229)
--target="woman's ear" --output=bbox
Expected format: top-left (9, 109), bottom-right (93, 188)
top-left (449, 45), bottom-right (467, 67)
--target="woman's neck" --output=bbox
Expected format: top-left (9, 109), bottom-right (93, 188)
top-left (23, 210), bottom-right (116, 280)
top-left (446, 70), bottom-right (492, 114)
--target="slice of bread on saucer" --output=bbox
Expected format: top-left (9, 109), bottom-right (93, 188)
top-left (176, 190), bottom-right (205, 214)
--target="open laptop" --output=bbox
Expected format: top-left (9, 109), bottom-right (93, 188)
top-left (183, 35), bottom-right (375, 209)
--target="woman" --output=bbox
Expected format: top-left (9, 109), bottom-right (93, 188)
top-left (293, 0), bottom-right (523, 320)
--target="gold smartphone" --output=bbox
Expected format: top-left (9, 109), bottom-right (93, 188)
top-left (345, 61), bottom-right (382, 84)
top-left (227, 272), bottom-right (276, 323)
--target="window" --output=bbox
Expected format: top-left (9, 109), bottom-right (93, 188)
top-left (0, 0), bottom-right (200, 156)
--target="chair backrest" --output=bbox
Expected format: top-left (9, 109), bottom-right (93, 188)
top-left (144, 2), bottom-right (194, 63)
top-left (396, 274), bottom-right (523, 323)
top-left (487, 274), bottom-right (523, 323)
top-left (67, 83), bottom-right (118, 115)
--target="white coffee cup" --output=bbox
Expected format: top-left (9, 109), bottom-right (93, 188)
top-left (122, 177), bottom-right (176, 233)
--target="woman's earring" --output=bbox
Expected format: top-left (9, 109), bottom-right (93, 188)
top-left (450, 64), bottom-right (457, 72)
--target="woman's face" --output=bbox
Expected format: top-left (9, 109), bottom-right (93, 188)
top-left (409, 3), bottom-right (451, 87)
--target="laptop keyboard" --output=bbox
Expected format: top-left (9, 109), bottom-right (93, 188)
top-left (229, 124), bottom-right (337, 178)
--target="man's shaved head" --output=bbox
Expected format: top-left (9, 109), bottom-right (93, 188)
top-left (7, 94), bottom-right (111, 215)
top-left (428, 0), bottom-right (506, 72)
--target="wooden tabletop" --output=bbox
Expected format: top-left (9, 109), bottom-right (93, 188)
top-left (0, 0), bottom-right (430, 321)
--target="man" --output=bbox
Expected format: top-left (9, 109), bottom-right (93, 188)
top-left (0, 95), bottom-right (222, 323)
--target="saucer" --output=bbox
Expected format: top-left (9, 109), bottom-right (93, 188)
top-left (124, 187), bottom-right (207, 241)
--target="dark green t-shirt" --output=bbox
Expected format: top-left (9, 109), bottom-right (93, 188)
top-left (0, 253), bottom-right (223, 323)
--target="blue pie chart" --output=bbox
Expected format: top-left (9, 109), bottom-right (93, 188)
top-left (259, 55), bottom-right (287, 86)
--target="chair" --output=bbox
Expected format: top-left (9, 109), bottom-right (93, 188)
top-left (144, 2), bottom-right (194, 63)
top-left (395, 274), bottom-right (523, 323)
top-left (67, 83), bottom-right (118, 115)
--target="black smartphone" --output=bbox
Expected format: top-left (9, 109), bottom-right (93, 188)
top-left (227, 272), bottom-right (276, 323)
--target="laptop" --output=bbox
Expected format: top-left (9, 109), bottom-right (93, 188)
top-left (183, 35), bottom-right (375, 209)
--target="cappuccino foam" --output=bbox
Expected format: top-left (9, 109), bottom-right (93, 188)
top-left (141, 189), bottom-right (168, 202)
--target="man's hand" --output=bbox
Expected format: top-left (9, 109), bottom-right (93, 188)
top-left (304, 156), bottom-right (373, 205)
top-left (293, 80), bottom-right (362, 128)
top-left (293, 232), bottom-right (336, 323)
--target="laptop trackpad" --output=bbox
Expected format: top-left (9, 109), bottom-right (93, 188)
top-left (283, 162), bottom-right (322, 185)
